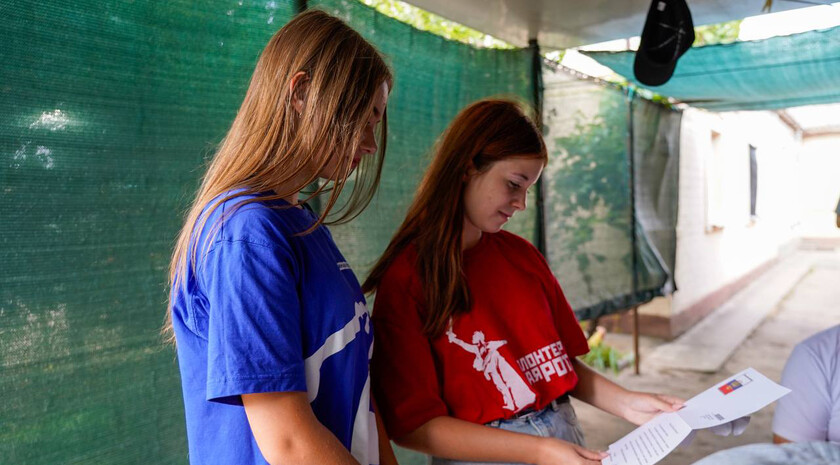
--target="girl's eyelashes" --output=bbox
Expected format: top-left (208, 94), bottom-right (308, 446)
top-left (507, 180), bottom-right (522, 190)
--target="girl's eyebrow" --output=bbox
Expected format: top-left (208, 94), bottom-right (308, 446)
top-left (512, 173), bottom-right (529, 181)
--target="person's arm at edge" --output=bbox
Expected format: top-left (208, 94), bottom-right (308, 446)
top-left (374, 398), bottom-right (400, 465)
top-left (835, 196), bottom-right (840, 228)
top-left (395, 415), bottom-right (606, 465)
top-left (570, 359), bottom-right (684, 425)
top-left (243, 391), bottom-right (361, 465)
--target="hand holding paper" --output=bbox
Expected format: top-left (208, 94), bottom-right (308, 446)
top-left (619, 391), bottom-right (686, 425)
top-left (603, 368), bottom-right (790, 465)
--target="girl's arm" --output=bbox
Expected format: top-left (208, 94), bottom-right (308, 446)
top-left (570, 358), bottom-right (684, 425)
top-left (396, 415), bottom-right (606, 465)
top-left (243, 391), bottom-right (361, 465)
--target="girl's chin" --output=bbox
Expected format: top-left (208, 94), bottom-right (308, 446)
top-left (482, 223), bottom-right (505, 234)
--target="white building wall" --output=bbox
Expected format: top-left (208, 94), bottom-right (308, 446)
top-left (669, 109), bottom-right (800, 317)
top-left (795, 134), bottom-right (840, 238)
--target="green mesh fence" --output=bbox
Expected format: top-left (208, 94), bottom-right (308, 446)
top-left (632, 95), bottom-right (681, 299)
top-left (542, 66), bottom-right (681, 321)
top-left (1, 1), bottom-right (295, 463)
top-left (310, 0), bottom-right (538, 279)
top-left (1, 1), bottom-right (679, 464)
top-left (584, 26), bottom-right (840, 111)
top-left (1, 1), bottom-right (533, 463)
top-left (308, 3), bottom-right (535, 463)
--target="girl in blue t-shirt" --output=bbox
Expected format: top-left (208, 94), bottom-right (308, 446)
top-left (165, 10), bottom-right (396, 465)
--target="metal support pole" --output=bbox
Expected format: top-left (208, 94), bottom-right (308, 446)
top-left (528, 39), bottom-right (548, 256)
top-left (633, 306), bottom-right (640, 375)
top-left (627, 88), bottom-right (641, 375)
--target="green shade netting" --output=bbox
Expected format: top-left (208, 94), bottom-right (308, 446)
top-left (308, 3), bottom-right (535, 463)
top-left (1, 1), bottom-right (297, 463)
top-left (1, 0), bottom-right (679, 463)
top-left (1, 0), bottom-right (533, 463)
top-left (542, 68), bottom-right (681, 321)
top-left (584, 26), bottom-right (840, 111)
top-left (309, 0), bottom-right (538, 277)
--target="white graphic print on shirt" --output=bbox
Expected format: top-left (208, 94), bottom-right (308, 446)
top-left (446, 325), bottom-right (536, 412)
top-left (515, 340), bottom-right (574, 385)
top-left (304, 301), bottom-right (378, 465)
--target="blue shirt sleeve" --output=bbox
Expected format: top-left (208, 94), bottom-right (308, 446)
top-left (201, 236), bottom-right (308, 405)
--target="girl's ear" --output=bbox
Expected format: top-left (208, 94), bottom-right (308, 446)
top-left (464, 159), bottom-right (478, 181)
top-left (288, 71), bottom-right (310, 114)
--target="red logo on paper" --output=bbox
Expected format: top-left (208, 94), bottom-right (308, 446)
top-left (718, 374), bottom-right (753, 395)
top-left (718, 380), bottom-right (742, 394)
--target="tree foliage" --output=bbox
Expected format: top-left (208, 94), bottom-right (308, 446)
top-left (693, 20), bottom-right (742, 47)
top-left (359, 0), bottom-right (513, 48)
top-left (550, 93), bottom-right (630, 294)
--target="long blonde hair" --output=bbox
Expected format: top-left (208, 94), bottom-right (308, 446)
top-left (165, 10), bottom-right (393, 341)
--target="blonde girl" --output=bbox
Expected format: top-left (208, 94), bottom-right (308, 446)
top-left (166, 10), bottom-right (396, 465)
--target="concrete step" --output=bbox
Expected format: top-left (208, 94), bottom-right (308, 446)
top-left (647, 252), bottom-right (818, 372)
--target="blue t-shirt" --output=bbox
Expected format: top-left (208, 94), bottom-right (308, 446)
top-left (171, 191), bottom-right (378, 465)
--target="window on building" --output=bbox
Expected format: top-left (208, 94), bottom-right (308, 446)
top-left (705, 130), bottom-right (725, 231)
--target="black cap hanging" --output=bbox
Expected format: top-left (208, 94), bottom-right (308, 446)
top-left (634, 0), bottom-right (695, 86)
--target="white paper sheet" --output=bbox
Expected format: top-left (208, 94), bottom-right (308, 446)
top-left (601, 367), bottom-right (790, 465)
top-left (602, 413), bottom-right (692, 465)
top-left (676, 367), bottom-right (791, 430)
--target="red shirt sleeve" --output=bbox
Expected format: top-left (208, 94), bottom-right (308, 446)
top-left (371, 251), bottom-right (449, 440)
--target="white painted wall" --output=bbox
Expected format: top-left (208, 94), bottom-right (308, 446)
top-left (668, 109), bottom-right (800, 316)
top-left (795, 134), bottom-right (840, 238)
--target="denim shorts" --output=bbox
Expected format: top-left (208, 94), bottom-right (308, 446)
top-left (430, 399), bottom-right (586, 465)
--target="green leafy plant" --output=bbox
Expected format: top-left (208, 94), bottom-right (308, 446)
top-left (580, 326), bottom-right (634, 373)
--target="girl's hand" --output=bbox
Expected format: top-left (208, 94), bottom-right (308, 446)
top-left (620, 391), bottom-right (685, 425)
top-left (535, 437), bottom-right (608, 465)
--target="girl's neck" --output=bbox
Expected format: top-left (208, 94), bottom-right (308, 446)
top-left (272, 173), bottom-right (311, 206)
top-left (461, 219), bottom-right (482, 251)
top-left (281, 192), bottom-right (299, 205)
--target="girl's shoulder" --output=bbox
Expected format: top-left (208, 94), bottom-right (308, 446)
top-left (380, 243), bottom-right (420, 282)
top-left (197, 190), bottom-right (316, 251)
top-left (490, 230), bottom-right (541, 254)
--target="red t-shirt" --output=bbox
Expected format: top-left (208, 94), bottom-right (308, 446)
top-left (371, 230), bottom-right (589, 439)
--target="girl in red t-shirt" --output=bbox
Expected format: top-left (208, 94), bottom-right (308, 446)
top-left (364, 99), bottom-right (684, 465)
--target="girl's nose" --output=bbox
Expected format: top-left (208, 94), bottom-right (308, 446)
top-left (359, 124), bottom-right (377, 155)
top-left (512, 192), bottom-right (527, 211)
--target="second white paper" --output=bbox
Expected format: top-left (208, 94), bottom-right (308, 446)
top-left (602, 413), bottom-right (692, 465)
top-left (600, 367), bottom-right (790, 465)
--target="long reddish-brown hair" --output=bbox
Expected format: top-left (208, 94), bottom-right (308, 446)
top-left (164, 10), bottom-right (393, 342)
top-left (363, 99), bottom-right (546, 338)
